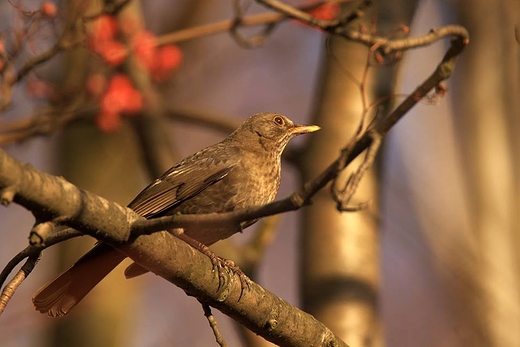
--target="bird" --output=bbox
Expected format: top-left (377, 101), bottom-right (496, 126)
top-left (32, 112), bottom-right (319, 317)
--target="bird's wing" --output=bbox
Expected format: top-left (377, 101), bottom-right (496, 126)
top-left (128, 144), bottom-right (239, 218)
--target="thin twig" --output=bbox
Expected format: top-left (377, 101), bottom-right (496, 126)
top-left (256, 0), bottom-right (468, 55)
top-left (201, 303), bottom-right (228, 347)
top-left (257, 0), bottom-right (343, 29)
top-left (230, 0), bottom-right (279, 48)
top-left (0, 227), bottom-right (83, 291)
top-left (332, 130), bottom-right (381, 211)
top-left (156, 0), bottom-right (352, 46)
top-left (0, 254), bottom-right (39, 315)
top-left (0, 103), bottom-right (96, 146)
top-left (82, 0), bottom-right (132, 20)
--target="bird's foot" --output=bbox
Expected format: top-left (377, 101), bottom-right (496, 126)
top-left (218, 257), bottom-right (251, 299)
top-left (171, 230), bottom-right (251, 298)
top-left (205, 252), bottom-right (251, 299)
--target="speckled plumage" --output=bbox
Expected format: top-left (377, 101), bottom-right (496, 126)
top-left (32, 112), bottom-right (319, 317)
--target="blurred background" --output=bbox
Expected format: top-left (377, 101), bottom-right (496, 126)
top-left (1, 0), bottom-right (519, 346)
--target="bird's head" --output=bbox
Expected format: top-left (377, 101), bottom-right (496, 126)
top-left (232, 112), bottom-right (320, 155)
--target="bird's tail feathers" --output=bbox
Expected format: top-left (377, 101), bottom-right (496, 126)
top-left (32, 243), bottom-right (125, 317)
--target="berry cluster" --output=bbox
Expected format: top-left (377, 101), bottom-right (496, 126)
top-left (87, 15), bottom-right (183, 132)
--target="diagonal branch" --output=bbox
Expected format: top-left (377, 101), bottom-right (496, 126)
top-left (0, 147), bottom-right (348, 347)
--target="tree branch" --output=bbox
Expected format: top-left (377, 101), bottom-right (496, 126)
top-left (0, 147), bottom-right (348, 347)
top-left (256, 0), bottom-right (468, 56)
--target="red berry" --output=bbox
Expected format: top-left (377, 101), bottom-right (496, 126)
top-left (90, 15), bottom-right (118, 43)
top-left (306, 3), bottom-right (340, 20)
top-left (101, 74), bottom-right (142, 115)
top-left (152, 45), bottom-right (183, 81)
top-left (41, 2), bottom-right (57, 18)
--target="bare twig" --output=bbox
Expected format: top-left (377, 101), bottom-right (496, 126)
top-left (0, 248), bottom-right (40, 294)
top-left (156, 0), bottom-right (352, 46)
top-left (0, 225), bottom-right (84, 315)
top-left (0, 103), bottom-right (96, 146)
top-left (0, 227), bottom-right (84, 291)
top-left (82, 0), bottom-right (132, 20)
top-left (0, 254), bottom-right (39, 315)
top-left (202, 303), bottom-right (228, 347)
top-left (341, 25), bottom-right (470, 54)
top-left (256, 0), bottom-right (468, 56)
top-left (257, 0), bottom-right (343, 29)
top-left (332, 130), bottom-right (381, 211)
top-left (13, 42), bottom-right (63, 85)
top-left (230, 0), bottom-right (279, 48)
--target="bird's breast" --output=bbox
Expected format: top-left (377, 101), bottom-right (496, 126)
top-left (224, 158), bottom-right (281, 210)
top-left (169, 154), bottom-right (282, 245)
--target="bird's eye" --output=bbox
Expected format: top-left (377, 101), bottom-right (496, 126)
top-left (273, 115), bottom-right (285, 126)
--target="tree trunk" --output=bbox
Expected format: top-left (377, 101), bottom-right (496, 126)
top-left (299, 2), bottom-right (418, 346)
top-left (451, 0), bottom-right (520, 345)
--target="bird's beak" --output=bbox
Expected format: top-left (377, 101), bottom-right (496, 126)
top-left (290, 124), bottom-right (321, 135)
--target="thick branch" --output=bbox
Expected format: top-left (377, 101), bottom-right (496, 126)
top-left (0, 149), bottom-right (136, 243)
top-left (0, 148), bottom-right (347, 347)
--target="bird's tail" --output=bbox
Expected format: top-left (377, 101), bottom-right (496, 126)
top-left (32, 243), bottom-right (126, 317)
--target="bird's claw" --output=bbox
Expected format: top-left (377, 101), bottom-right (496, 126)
top-left (207, 253), bottom-right (251, 299)
top-left (218, 257), bottom-right (251, 299)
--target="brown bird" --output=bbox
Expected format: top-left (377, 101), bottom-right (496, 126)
top-left (33, 112), bottom-right (319, 317)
